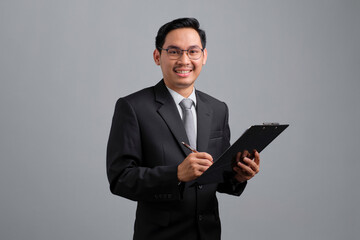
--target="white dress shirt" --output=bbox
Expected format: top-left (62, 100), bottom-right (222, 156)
top-left (166, 86), bottom-right (197, 138)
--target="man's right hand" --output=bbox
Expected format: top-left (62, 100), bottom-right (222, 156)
top-left (177, 152), bottom-right (213, 182)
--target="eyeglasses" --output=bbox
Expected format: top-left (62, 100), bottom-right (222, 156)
top-left (159, 46), bottom-right (204, 60)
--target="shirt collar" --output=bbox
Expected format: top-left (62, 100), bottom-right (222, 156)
top-left (166, 86), bottom-right (197, 107)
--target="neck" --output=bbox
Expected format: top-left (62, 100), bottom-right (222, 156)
top-left (176, 87), bottom-right (194, 98)
top-left (164, 83), bottom-right (194, 98)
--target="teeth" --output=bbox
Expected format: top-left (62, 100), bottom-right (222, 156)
top-left (176, 70), bottom-right (190, 73)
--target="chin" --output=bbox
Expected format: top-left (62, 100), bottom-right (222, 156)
top-left (176, 78), bottom-right (196, 88)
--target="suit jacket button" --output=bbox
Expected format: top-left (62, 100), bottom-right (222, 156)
top-left (198, 215), bottom-right (203, 221)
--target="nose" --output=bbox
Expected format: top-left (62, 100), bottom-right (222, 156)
top-left (177, 50), bottom-right (191, 64)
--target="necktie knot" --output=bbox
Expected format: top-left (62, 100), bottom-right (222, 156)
top-left (180, 98), bottom-right (193, 110)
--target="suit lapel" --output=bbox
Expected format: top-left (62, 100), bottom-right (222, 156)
top-left (154, 80), bottom-right (190, 156)
top-left (154, 81), bottom-right (213, 155)
top-left (196, 91), bottom-right (213, 152)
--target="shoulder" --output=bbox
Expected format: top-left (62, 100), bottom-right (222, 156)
top-left (116, 80), bottom-right (169, 108)
top-left (115, 85), bottom-right (155, 109)
top-left (196, 89), bottom-right (228, 112)
top-left (124, 86), bottom-right (154, 101)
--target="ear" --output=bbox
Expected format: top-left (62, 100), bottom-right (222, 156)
top-left (153, 49), bottom-right (161, 66)
top-left (202, 48), bottom-right (207, 65)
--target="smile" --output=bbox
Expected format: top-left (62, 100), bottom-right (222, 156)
top-left (175, 70), bottom-right (191, 74)
top-left (174, 69), bottom-right (192, 77)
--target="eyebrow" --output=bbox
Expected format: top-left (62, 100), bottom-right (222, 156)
top-left (165, 44), bottom-right (201, 49)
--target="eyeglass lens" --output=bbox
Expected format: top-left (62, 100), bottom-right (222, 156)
top-left (166, 47), bottom-right (203, 60)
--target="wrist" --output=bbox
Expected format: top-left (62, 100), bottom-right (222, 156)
top-left (177, 164), bottom-right (183, 182)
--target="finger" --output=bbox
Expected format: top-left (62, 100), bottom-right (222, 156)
top-left (233, 165), bottom-right (253, 178)
top-left (232, 166), bottom-right (242, 174)
top-left (236, 161), bottom-right (254, 174)
top-left (198, 164), bottom-right (211, 173)
top-left (241, 157), bottom-right (253, 165)
top-left (196, 158), bottom-right (213, 167)
top-left (241, 157), bottom-right (259, 173)
top-left (254, 150), bottom-right (260, 166)
top-left (249, 149), bottom-right (256, 159)
top-left (247, 160), bottom-right (259, 173)
top-left (193, 152), bottom-right (213, 163)
top-left (242, 150), bottom-right (249, 159)
top-left (187, 153), bottom-right (213, 164)
top-left (191, 165), bottom-right (211, 179)
top-left (236, 152), bottom-right (242, 162)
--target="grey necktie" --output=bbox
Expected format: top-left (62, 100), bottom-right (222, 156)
top-left (180, 98), bottom-right (196, 149)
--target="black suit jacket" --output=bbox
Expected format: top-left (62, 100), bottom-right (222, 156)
top-left (107, 80), bottom-right (246, 240)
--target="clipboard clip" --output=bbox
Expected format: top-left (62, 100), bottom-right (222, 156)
top-left (262, 122), bottom-right (280, 126)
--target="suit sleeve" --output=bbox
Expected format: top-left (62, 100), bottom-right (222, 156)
top-left (106, 98), bottom-right (181, 202)
top-left (216, 102), bottom-right (247, 196)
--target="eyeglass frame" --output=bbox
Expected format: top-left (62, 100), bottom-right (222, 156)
top-left (159, 46), bottom-right (204, 60)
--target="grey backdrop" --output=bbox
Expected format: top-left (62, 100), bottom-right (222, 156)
top-left (1, 0), bottom-right (359, 239)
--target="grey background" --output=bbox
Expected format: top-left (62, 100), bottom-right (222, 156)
top-left (1, 0), bottom-right (359, 239)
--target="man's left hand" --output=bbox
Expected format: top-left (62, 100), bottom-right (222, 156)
top-left (232, 150), bottom-right (260, 183)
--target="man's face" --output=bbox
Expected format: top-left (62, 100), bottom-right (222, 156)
top-left (153, 28), bottom-right (207, 95)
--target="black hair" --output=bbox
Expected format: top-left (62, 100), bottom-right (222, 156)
top-left (155, 17), bottom-right (206, 52)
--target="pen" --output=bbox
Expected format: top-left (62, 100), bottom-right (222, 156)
top-left (181, 142), bottom-right (198, 153)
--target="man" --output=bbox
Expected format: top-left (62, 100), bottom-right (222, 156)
top-left (107, 18), bottom-right (260, 240)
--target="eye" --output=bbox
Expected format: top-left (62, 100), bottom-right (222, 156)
top-left (189, 48), bottom-right (200, 54)
top-left (167, 48), bottom-right (180, 55)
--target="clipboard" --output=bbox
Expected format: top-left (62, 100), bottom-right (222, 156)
top-left (194, 123), bottom-right (289, 185)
